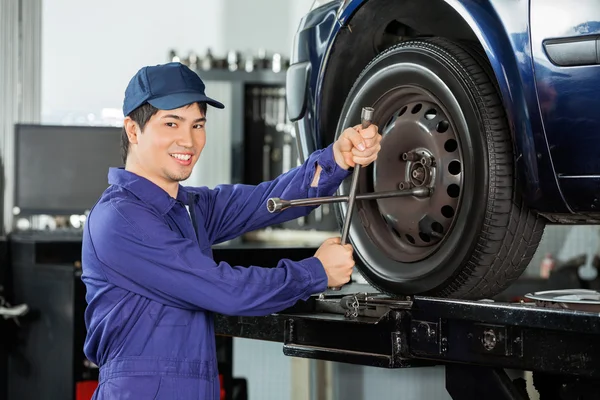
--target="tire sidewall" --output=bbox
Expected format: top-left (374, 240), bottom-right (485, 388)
top-left (334, 42), bottom-right (490, 294)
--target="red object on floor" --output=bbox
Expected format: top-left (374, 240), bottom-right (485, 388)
top-left (76, 380), bottom-right (98, 400)
top-left (219, 374), bottom-right (226, 400)
top-left (76, 377), bottom-right (227, 399)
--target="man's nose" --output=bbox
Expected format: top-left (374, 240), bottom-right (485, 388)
top-left (176, 128), bottom-right (194, 148)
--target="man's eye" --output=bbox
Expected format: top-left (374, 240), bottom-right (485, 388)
top-left (194, 124), bottom-right (205, 129)
top-left (166, 122), bottom-right (176, 127)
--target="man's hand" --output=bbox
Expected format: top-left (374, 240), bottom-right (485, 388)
top-left (314, 237), bottom-right (354, 288)
top-left (333, 123), bottom-right (381, 170)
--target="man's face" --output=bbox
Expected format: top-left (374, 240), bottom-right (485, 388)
top-left (130, 103), bottom-right (206, 184)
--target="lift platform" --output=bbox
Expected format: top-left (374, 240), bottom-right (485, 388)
top-left (213, 280), bottom-right (600, 399)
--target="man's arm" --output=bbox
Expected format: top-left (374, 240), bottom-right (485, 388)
top-left (88, 198), bottom-right (328, 316)
top-left (196, 143), bottom-right (351, 245)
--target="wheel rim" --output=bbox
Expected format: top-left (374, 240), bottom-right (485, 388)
top-left (363, 86), bottom-right (464, 263)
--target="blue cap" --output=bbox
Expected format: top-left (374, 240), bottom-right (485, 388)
top-left (122, 62), bottom-right (225, 117)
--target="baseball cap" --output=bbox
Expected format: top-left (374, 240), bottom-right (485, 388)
top-left (122, 62), bottom-right (225, 117)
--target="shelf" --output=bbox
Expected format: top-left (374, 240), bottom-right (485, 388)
top-left (194, 68), bottom-right (287, 85)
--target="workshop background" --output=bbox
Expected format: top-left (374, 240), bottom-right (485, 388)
top-left (1, 1), bottom-right (599, 400)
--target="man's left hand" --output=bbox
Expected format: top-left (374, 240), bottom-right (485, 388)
top-left (333, 123), bottom-right (382, 170)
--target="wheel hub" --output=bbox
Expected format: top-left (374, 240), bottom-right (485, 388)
top-left (365, 94), bottom-right (463, 262)
top-left (402, 149), bottom-right (436, 188)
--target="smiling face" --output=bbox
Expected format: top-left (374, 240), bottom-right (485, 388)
top-left (124, 102), bottom-right (206, 197)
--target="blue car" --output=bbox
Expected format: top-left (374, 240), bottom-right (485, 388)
top-left (286, 0), bottom-right (600, 299)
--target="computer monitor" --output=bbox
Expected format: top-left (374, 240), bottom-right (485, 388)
top-left (13, 124), bottom-right (123, 215)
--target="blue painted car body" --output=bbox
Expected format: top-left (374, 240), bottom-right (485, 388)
top-left (287, 0), bottom-right (600, 219)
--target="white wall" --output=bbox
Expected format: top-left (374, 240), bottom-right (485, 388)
top-left (41, 0), bottom-right (314, 122)
top-left (222, 0), bottom-right (313, 57)
top-left (41, 0), bottom-right (224, 121)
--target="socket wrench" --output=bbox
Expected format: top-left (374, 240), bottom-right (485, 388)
top-left (267, 186), bottom-right (431, 212)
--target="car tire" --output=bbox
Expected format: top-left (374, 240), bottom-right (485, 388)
top-left (333, 37), bottom-right (546, 299)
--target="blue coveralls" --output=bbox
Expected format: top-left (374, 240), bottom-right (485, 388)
top-left (81, 144), bottom-right (350, 399)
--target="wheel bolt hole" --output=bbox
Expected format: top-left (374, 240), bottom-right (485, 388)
top-left (437, 120), bottom-right (450, 133)
top-left (392, 227), bottom-right (402, 239)
top-left (385, 115), bottom-right (395, 127)
top-left (406, 234), bottom-right (416, 244)
top-left (448, 160), bottom-right (461, 175)
top-left (419, 232), bottom-right (431, 243)
top-left (431, 222), bottom-right (444, 234)
top-left (444, 139), bottom-right (458, 152)
top-left (411, 104), bottom-right (422, 114)
top-left (441, 205), bottom-right (455, 218)
top-left (398, 106), bottom-right (408, 116)
top-left (424, 108), bottom-right (437, 120)
top-left (447, 184), bottom-right (460, 198)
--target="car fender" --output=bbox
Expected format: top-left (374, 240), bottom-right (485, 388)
top-left (319, 0), bottom-right (570, 213)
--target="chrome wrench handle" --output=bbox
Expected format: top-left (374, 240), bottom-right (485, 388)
top-left (330, 106), bottom-right (374, 291)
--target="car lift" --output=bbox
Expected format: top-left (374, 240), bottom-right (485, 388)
top-left (219, 144), bottom-right (600, 399)
top-left (213, 277), bottom-right (600, 400)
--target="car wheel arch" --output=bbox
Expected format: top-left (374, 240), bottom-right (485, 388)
top-left (316, 0), bottom-right (564, 212)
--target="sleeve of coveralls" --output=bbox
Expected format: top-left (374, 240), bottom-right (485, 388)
top-left (196, 143), bottom-right (352, 245)
top-left (90, 198), bottom-right (329, 316)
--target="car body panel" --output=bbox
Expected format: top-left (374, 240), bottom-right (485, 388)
top-left (287, 2), bottom-right (340, 161)
top-left (288, 0), bottom-right (600, 215)
top-left (530, 0), bottom-right (600, 177)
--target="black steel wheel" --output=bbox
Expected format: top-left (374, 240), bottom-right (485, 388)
top-left (334, 38), bottom-right (546, 299)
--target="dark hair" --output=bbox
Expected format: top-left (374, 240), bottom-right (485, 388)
top-left (121, 101), bottom-right (208, 164)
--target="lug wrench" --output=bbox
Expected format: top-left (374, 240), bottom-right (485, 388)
top-left (267, 187), bottom-right (431, 212)
top-left (330, 106), bottom-right (373, 290)
top-left (340, 107), bottom-right (373, 241)
top-left (266, 107), bottom-right (425, 291)
top-left (267, 107), bottom-right (378, 216)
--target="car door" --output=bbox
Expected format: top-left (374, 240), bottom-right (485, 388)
top-left (530, 0), bottom-right (600, 177)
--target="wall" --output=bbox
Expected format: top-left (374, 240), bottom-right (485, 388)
top-left (39, 0), bottom-right (313, 191)
top-left (41, 0), bottom-right (314, 122)
top-left (222, 0), bottom-right (295, 57)
top-left (334, 363), bottom-right (451, 400)
top-left (41, 0), bottom-right (225, 121)
top-left (1, 0), bottom-right (42, 234)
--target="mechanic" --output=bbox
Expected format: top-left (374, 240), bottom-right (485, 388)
top-left (80, 62), bottom-right (381, 399)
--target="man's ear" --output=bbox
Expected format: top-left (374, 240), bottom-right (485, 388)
top-left (124, 116), bottom-right (140, 145)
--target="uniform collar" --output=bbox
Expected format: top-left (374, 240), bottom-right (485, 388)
top-left (108, 167), bottom-right (191, 215)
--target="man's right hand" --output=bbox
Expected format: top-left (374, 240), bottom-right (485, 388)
top-left (314, 237), bottom-right (355, 288)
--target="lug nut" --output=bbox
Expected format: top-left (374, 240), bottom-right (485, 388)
top-left (402, 152), bottom-right (420, 161)
top-left (398, 181), bottom-right (414, 190)
top-left (420, 156), bottom-right (434, 167)
top-left (412, 168), bottom-right (425, 181)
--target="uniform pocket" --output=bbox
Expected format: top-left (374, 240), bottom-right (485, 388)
top-left (149, 305), bottom-right (191, 327)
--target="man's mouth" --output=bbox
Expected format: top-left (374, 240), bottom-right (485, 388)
top-left (170, 153), bottom-right (193, 166)
top-left (170, 153), bottom-right (192, 161)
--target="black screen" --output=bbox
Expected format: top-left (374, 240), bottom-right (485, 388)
top-left (14, 124), bottom-right (123, 215)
